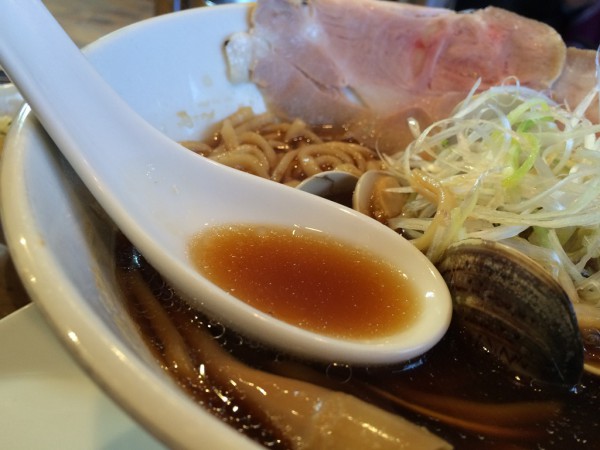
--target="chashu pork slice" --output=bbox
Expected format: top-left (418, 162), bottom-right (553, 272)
top-left (551, 47), bottom-right (599, 124)
top-left (226, 0), bottom-right (568, 153)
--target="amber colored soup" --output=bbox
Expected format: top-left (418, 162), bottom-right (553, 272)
top-left (188, 225), bottom-right (421, 339)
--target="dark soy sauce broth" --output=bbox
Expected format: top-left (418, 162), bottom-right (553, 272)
top-left (117, 236), bottom-right (600, 449)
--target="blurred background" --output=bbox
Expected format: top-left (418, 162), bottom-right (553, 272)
top-left (451, 0), bottom-right (600, 49)
top-left (42, 0), bottom-right (153, 47)
top-left (39, 1), bottom-right (600, 50)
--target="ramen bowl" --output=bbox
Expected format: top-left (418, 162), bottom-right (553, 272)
top-left (8, 0), bottom-right (600, 447)
top-left (1, 4), bottom-right (266, 448)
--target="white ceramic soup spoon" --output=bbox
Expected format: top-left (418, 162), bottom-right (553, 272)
top-left (0, 0), bottom-right (452, 365)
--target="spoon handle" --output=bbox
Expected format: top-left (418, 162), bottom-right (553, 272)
top-left (0, 0), bottom-right (212, 246)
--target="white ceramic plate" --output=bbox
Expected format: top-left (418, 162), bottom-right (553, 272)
top-left (0, 304), bottom-right (165, 449)
top-left (1, 5), bottom-right (265, 448)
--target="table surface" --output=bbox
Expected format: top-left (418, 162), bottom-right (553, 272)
top-left (0, 0), bottom-right (155, 319)
top-left (44, 0), bottom-right (154, 47)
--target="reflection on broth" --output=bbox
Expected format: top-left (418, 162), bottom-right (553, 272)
top-left (117, 235), bottom-right (600, 449)
top-left (189, 224), bottom-right (420, 339)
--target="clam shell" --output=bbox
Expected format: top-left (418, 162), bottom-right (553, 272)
top-left (295, 170), bottom-right (358, 203)
top-left (437, 238), bottom-right (584, 386)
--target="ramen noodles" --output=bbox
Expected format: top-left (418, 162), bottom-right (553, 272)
top-left (180, 107), bottom-right (384, 186)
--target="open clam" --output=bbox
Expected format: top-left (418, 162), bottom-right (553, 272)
top-left (296, 169), bottom-right (408, 219)
top-left (296, 170), bottom-right (407, 223)
top-left (437, 238), bottom-right (584, 386)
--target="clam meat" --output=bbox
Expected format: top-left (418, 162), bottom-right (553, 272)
top-left (352, 170), bottom-right (407, 224)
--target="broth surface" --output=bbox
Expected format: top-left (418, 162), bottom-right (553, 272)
top-left (189, 225), bottom-right (420, 339)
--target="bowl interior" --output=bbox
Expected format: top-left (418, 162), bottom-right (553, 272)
top-left (1, 4), bottom-right (266, 448)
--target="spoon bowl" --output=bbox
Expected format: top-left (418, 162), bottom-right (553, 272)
top-left (0, 1), bottom-right (451, 364)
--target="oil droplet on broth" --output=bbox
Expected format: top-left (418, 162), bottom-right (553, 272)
top-left (326, 362), bottom-right (353, 383)
top-left (188, 224), bottom-right (422, 340)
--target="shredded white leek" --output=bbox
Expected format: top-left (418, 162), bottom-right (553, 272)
top-left (385, 83), bottom-right (600, 304)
